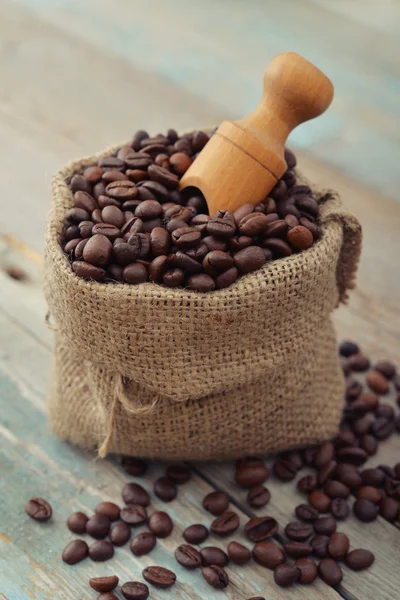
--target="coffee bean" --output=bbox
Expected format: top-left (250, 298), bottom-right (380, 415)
top-left (335, 429), bottom-right (357, 447)
top-left (169, 152), bottom-right (192, 175)
top-left (371, 417), bottom-right (395, 440)
top-left (308, 491), bottom-right (331, 513)
top-left (89, 576), bottom-right (119, 593)
top-left (89, 540), bottom-right (114, 561)
top-left (227, 541), bottom-right (251, 565)
top-left (353, 498), bottom-right (379, 522)
top-left (236, 463), bottom-right (269, 488)
top-left (83, 234), bottom-right (112, 266)
top-left (346, 378), bottom-right (363, 401)
top-left (143, 566), bottom-right (176, 589)
top-left (313, 441), bottom-right (334, 468)
top-left (274, 563), bottom-right (300, 587)
top-left (376, 404), bottom-right (395, 419)
top-left (348, 353), bottom-right (370, 372)
top-left (339, 340), bottom-right (359, 357)
top-left (149, 227), bottom-right (170, 257)
top-left (148, 511), bottom-right (173, 538)
top-left (175, 544), bottom-right (202, 569)
top-left (295, 557), bottom-right (318, 584)
top-left (25, 498), bottom-right (52, 522)
top-left (367, 370), bottom-right (390, 394)
top-left (380, 496), bottom-right (399, 522)
top-left (311, 535), bottom-right (329, 558)
top-left (110, 522), bottom-right (131, 546)
top-left (284, 541), bottom-right (312, 558)
top-left (95, 502), bottom-right (120, 521)
top-left (192, 130), bottom-right (209, 152)
top-left (147, 164), bottom-right (179, 189)
top-left (263, 219), bottom-right (288, 238)
top-left (313, 516), bottom-right (337, 536)
top-left (245, 516), bottom-right (278, 542)
top-left (211, 510), bottom-right (239, 537)
top-left (120, 505), bottom-right (147, 526)
top-left (102, 205), bottom-right (125, 229)
top-left (141, 180), bottom-right (170, 202)
top-left (121, 581), bottom-right (149, 600)
top-left (130, 532), bottom-right (156, 556)
top-left (86, 514), bottom-right (110, 539)
top-left (318, 558), bottom-right (343, 586)
top-left (328, 532), bottom-right (349, 560)
top-left (375, 360), bottom-right (396, 379)
top-left (360, 434), bottom-right (378, 456)
top-left (324, 480), bottom-right (350, 499)
top-left (187, 273), bottom-right (216, 292)
top-left (203, 250), bottom-right (234, 275)
top-left (203, 491), bottom-right (229, 516)
top-left (318, 460), bottom-right (338, 485)
top-left (207, 211), bottom-right (236, 238)
top-left (352, 413), bottom-right (375, 436)
top-left (182, 524), bottom-right (208, 545)
top-left (84, 166), bottom-right (103, 183)
top-left (202, 565), bottom-right (229, 589)
top-left (345, 549), bottom-right (375, 571)
top-left (148, 255), bottom-right (168, 282)
top-left (298, 475), bottom-right (318, 494)
top-left (273, 459), bottom-right (297, 481)
top-left (239, 212), bottom-right (270, 236)
top-left (122, 483), bottom-right (150, 507)
top-left (357, 486), bottom-right (382, 504)
top-left (124, 154), bottom-right (152, 170)
top-left (330, 499), bottom-right (349, 520)
top-left (163, 268), bottom-right (185, 287)
top-left (262, 237), bottom-right (293, 257)
top-left (67, 511), bottom-right (88, 534)
top-left (334, 463), bottom-right (362, 489)
top-left (166, 464), bottom-right (191, 484)
top-left (200, 546), bottom-right (229, 567)
top-left (337, 447), bottom-right (368, 466)
top-left (287, 225), bottom-right (313, 250)
top-left (74, 190), bottom-right (97, 213)
top-left (295, 504), bottom-right (319, 522)
top-left (253, 541), bottom-right (284, 569)
top-left (62, 539), bottom-right (88, 564)
top-left (153, 476), bottom-right (177, 502)
top-left (247, 485), bottom-right (270, 508)
top-left (123, 263), bottom-right (148, 284)
top-left (285, 521), bottom-right (312, 541)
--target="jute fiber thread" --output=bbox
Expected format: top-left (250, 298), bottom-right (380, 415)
top-left (45, 139), bottom-right (362, 460)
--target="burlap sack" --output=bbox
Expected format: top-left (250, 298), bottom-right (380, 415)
top-left (45, 140), bottom-right (362, 461)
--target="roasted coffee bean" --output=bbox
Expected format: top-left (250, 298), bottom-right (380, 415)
top-left (190, 214), bottom-right (210, 233)
top-left (376, 404), bottom-right (395, 419)
top-left (334, 463), bottom-right (362, 490)
top-left (169, 152), bottom-right (192, 175)
top-left (121, 217), bottom-right (143, 237)
top-left (163, 268), bottom-right (185, 287)
top-left (207, 211), bottom-right (236, 238)
top-left (384, 478), bottom-right (400, 499)
top-left (175, 544), bottom-right (202, 569)
top-left (330, 498), bottom-right (349, 520)
top-left (89, 540), bottom-right (114, 561)
top-left (313, 516), bottom-right (337, 536)
top-left (106, 180), bottom-right (137, 201)
top-left (200, 546), bottom-right (229, 567)
top-left (185, 272), bottom-right (215, 291)
top-left (124, 154), bottom-right (152, 170)
top-left (233, 203), bottom-right (255, 224)
top-left (74, 190), bottom-right (97, 213)
top-left (273, 459), bottom-right (297, 481)
top-left (274, 563), bottom-right (300, 587)
top-left (72, 261), bottom-right (105, 280)
top-left (375, 360), bottom-right (396, 379)
top-left (64, 224), bottom-right (81, 242)
top-left (340, 341), bottom-right (360, 357)
top-left (353, 498), bottom-right (379, 522)
top-left (123, 263), bottom-right (148, 284)
top-left (287, 225), bottom-right (313, 250)
top-left (89, 576), bottom-right (119, 593)
top-left (236, 463), bottom-right (269, 488)
top-left (122, 483), bottom-right (150, 507)
top-left (121, 581), bottom-right (149, 600)
top-left (211, 511), bottom-right (240, 537)
top-left (328, 532), bottom-right (349, 560)
top-left (86, 514), bottom-right (110, 539)
top-left (203, 250), bottom-right (233, 275)
top-left (148, 255), bottom-right (168, 282)
top-left (130, 532), bottom-right (156, 556)
top-left (148, 511), bottom-right (173, 538)
top-left (62, 539), bottom-right (88, 564)
top-left (166, 464), bottom-right (191, 484)
top-left (25, 498), bottom-right (52, 522)
top-left (239, 212), bottom-right (270, 236)
top-left (308, 491), bottom-right (331, 513)
top-left (110, 522), bottom-right (131, 546)
top-left (284, 541), bottom-right (312, 558)
top-left (360, 434), bottom-right (378, 456)
top-left (337, 447), bottom-right (368, 466)
top-left (295, 504), bottom-right (319, 522)
top-left (345, 549), bottom-right (375, 571)
top-left (202, 235), bottom-right (228, 252)
top-left (82, 234), bottom-right (112, 266)
top-left (71, 173), bottom-right (92, 193)
top-left (371, 417), bottom-right (395, 440)
top-left (141, 180), bottom-right (169, 202)
top-left (92, 223), bottom-right (120, 241)
top-left (285, 521), bottom-right (312, 541)
top-left (98, 594), bottom-right (118, 600)
top-left (153, 476), bottom-right (177, 502)
top-left (324, 480), bottom-right (350, 499)
top-left (102, 205), bottom-right (125, 229)
top-left (283, 450), bottom-right (304, 471)
top-left (357, 486), bottom-right (382, 504)
top-left (214, 266), bottom-right (239, 289)
top-left (297, 475), bottom-right (318, 494)
top-left (253, 541), bottom-right (285, 569)
top-left (262, 237), bottom-right (292, 257)
top-left (263, 219), bottom-right (288, 238)
top-left (335, 429), bottom-right (357, 448)
top-left (127, 233), bottom-right (150, 259)
top-left (99, 156), bottom-right (125, 170)
top-left (347, 353), bottom-right (370, 372)
top-left (64, 238), bottom-right (81, 254)
top-left (148, 164), bottom-right (179, 189)
top-left (202, 565), bottom-right (229, 589)
top-left (203, 491), bottom-right (230, 516)
top-left (171, 250), bottom-right (202, 274)
top-left (95, 502), bottom-right (120, 521)
top-left (67, 511), bottom-right (88, 534)
top-left (247, 485), bottom-right (270, 508)
top-left (284, 147), bottom-right (297, 168)
top-left (84, 166), bottom-right (103, 183)
top-left (318, 558), bottom-right (343, 586)
top-left (295, 557), bottom-right (318, 584)
top-left (120, 505), bottom-right (147, 526)
top-left (172, 226), bottom-right (201, 249)
top-left (314, 441), bottom-right (335, 468)
top-left (150, 227), bottom-right (170, 257)
top-left (311, 535), bottom-right (329, 558)
top-left (227, 541), bottom-right (251, 565)
top-left (352, 413), bottom-right (375, 436)
top-left (379, 497), bottom-right (399, 522)
top-left (245, 516), bottom-right (278, 542)
top-left (192, 130), bottom-right (209, 152)
top-left (318, 460), bottom-right (338, 485)
top-left (346, 378), bottom-right (363, 401)
top-left (183, 524), bottom-right (209, 545)
top-left (143, 566), bottom-right (176, 589)
top-left (379, 464), bottom-right (396, 478)
top-left (367, 370), bottom-right (390, 394)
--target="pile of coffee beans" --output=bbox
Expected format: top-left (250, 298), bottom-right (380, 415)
top-left (25, 341), bottom-right (399, 597)
top-left (62, 129), bottom-right (321, 291)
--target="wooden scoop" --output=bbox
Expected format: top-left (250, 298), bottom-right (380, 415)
top-left (180, 52), bottom-right (334, 216)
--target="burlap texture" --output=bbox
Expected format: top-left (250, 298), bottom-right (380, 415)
top-left (45, 140), bottom-right (362, 460)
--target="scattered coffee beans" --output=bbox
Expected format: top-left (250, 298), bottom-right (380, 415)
top-left (175, 544), bottom-right (202, 569)
top-left (295, 557), bottom-right (318, 584)
top-left (202, 565), bottom-right (229, 589)
top-left (89, 575), bottom-right (119, 593)
top-left (121, 457), bottom-right (147, 477)
top-left (345, 549), bottom-right (375, 571)
top-left (318, 558), bottom-right (343, 586)
top-left (121, 581), bottom-right (149, 600)
top-left (122, 483), bottom-right (150, 507)
top-left (120, 504), bottom-right (147, 526)
top-left (274, 563), bottom-right (300, 587)
top-left (25, 498), bottom-right (52, 522)
top-left (95, 502), bottom-right (120, 521)
top-left (130, 532), bottom-right (156, 556)
top-left (166, 464), bottom-right (191, 484)
top-left (89, 540), bottom-right (114, 561)
top-left (200, 546), bottom-right (229, 567)
top-left (245, 516), bottom-right (279, 542)
top-left (67, 511), bottom-right (88, 534)
top-left (247, 485), bottom-right (271, 508)
top-left (110, 522), bottom-right (131, 546)
top-left (227, 541), bottom-right (251, 565)
top-left (252, 541), bottom-right (285, 569)
top-left (202, 491), bottom-right (229, 515)
top-left (153, 476), bottom-right (177, 502)
top-left (211, 510), bottom-right (240, 536)
top-left (62, 539), bottom-right (88, 564)
top-left (142, 566), bottom-right (176, 589)
top-left (148, 511), bottom-right (173, 538)
top-left (183, 524), bottom-right (208, 544)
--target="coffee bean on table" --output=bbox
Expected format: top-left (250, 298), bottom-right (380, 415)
top-left (345, 549), bottom-right (375, 571)
top-left (336, 447), bottom-right (368, 466)
top-left (202, 565), bottom-right (229, 589)
top-left (318, 460), bottom-right (338, 485)
top-left (95, 502), bottom-right (120, 521)
top-left (360, 434), bottom-right (378, 456)
top-left (252, 541), bottom-right (285, 569)
top-left (183, 524), bottom-right (209, 544)
top-left (227, 541), bottom-right (251, 565)
top-left (148, 511), bottom-right (173, 538)
top-left (203, 491), bottom-right (229, 516)
top-left (297, 475), bottom-right (318, 494)
top-left (236, 463), bottom-right (269, 487)
top-left (273, 458), bottom-right (297, 481)
top-left (328, 532), bottom-right (350, 560)
top-left (295, 504), bottom-right (319, 522)
top-left (274, 563), bottom-right (300, 587)
top-left (166, 464), bottom-right (191, 484)
top-left (375, 360), bottom-right (396, 379)
top-left (367, 370), bottom-right (390, 394)
top-left (25, 498), bottom-right (52, 522)
top-left (353, 498), bottom-right (379, 522)
top-left (175, 544), bottom-right (202, 569)
top-left (89, 576), bottom-right (119, 593)
top-left (62, 539), bottom-right (88, 564)
top-left (348, 353), bottom-right (370, 372)
top-left (110, 522), bottom-right (131, 546)
top-left (67, 511), bottom-right (88, 533)
top-left (334, 463), bottom-right (362, 489)
top-left (339, 340), bottom-right (359, 357)
top-left (330, 498), bottom-right (350, 520)
top-left (379, 497), bottom-right (399, 522)
top-left (211, 511), bottom-right (240, 536)
top-left (89, 540), bottom-right (114, 561)
top-left (143, 566), bottom-right (176, 589)
top-left (318, 558), bottom-right (343, 586)
top-left (120, 505), bottom-right (147, 526)
top-left (313, 516), bottom-right (337, 536)
top-left (285, 522), bottom-right (313, 541)
top-left (247, 485), bottom-right (271, 508)
top-left (357, 486), bottom-right (382, 504)
top-left (98, 594), bottom-right (118, 600)
top-left (284, 541), bottom-right (312, 558)
top-left (311, 535), bottom-right (330, 558)
top-left (86, 514), bottom-right (110, 539)
top-left (130, 532), bottom-right (156, 556)
top-left (245, 516), bottom-right (279, 542)
top-left (371, 417), bottom-right (395, 440)
top-left (154, 476), bottom-right (177, 502)
top-left (295, 557), bottom-right (318, 584)
top-left (121, 581), bottom-right (149, 600)
top-left (308, 491), bottom-right (331, 513)
top-left (122, 483), bottom-right (150, 507)
top-left (201, 546), bottom-right (229, 567)
top-left (324, 480), bottom-right (350, 499)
